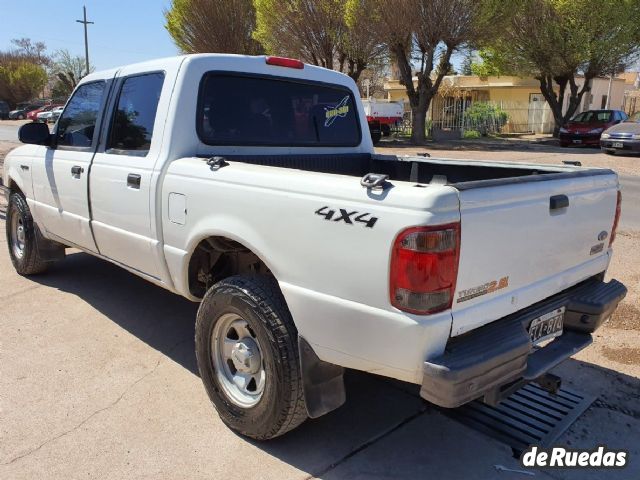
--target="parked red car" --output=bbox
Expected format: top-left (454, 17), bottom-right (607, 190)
top-left (559, 109), bottom-right (627, 147)
top-left (26, 105), bottom-right (55, 122)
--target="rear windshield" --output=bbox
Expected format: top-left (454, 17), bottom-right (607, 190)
top-left (197, 73), bottom-right (361, 147)
top-left (571, 111), bottom-right (612, 123)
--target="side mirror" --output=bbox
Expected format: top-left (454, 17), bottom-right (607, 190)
top-left (18, 122), bottom-right (51, 146)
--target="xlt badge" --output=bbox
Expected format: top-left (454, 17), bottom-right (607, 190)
top-left (457, 276), bottom-right (509, 303)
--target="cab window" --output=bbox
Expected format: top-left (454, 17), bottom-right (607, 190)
top-left (56, 81), bottom-right (106, 148)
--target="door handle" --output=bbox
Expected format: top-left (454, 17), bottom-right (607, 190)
top-left (127, 173), bottom-right (141, 189)
top-left (550, 194), bottom-right (569, 210)
top-left (71, 165), bottom-right (84, 177)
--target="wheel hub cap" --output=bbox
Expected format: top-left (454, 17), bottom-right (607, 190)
top-left (10, 212), bottom-right (26, 259)
top-left (231, 338), bottom-right (261, 374)
top-left (16, 225), bottom-right (25, 244)
top-left (211, 313), bottom-right (266, 407)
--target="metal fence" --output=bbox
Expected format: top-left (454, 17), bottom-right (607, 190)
top-left (391, 98), bottom-right (556, 138)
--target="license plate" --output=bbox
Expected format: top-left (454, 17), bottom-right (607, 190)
top-left (529, 307), bottom-right (564, 346)
top-left (613, 142), bottom-right (624, 148)
top-left (572, 139), bottom-right (582, 144)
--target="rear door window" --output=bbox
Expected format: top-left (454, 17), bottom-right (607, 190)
top-left (107, 72), bottom-right (165, 155)
top-left (197, 73), bottom-right (361, 146)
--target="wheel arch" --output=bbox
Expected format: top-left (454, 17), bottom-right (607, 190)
top-left (184, 230), bottom-right (281, 300)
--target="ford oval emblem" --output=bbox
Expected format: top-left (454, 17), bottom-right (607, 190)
top-left (598, 231), bottom-right (608, 241)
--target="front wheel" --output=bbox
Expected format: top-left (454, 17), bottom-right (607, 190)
top-left (195, 275), bottom-right (307, 440)
top-left (6, 192), bottom-right (48, 275)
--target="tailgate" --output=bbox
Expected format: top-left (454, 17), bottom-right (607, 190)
top-left (451, 171), bottom-right (619, 336)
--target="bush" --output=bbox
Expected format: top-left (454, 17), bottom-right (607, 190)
top-left (462, 129), bottom-right (481, 139)
top-left (463, 102), bottom-right (509, 135)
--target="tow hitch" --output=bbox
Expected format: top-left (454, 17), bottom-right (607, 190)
top-left (535, 372), bottom-right (561, 395)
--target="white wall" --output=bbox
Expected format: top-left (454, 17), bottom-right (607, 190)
top-left (565, 77), bottom-right (626, 114)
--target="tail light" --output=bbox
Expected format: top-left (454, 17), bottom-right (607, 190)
top-left (609, 190), bottom-right (622, 247)
top-left (265, 56), bottom-right (304, 69)
top-left (390, 223), bottom-right (460, 315)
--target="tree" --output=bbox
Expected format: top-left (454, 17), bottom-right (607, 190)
top-left (50, 50), bottom-right (92, 99)
top-left (377, 0), bottom-right (490, 143)
top-left (460, 49), bottom-right (474, 75)
top-left (10, 38), bottom-right (49, 66)
top-left (0, 61), bottom-right (47, 106)
top-left (253, 0), bottom-right (385, 82)
top-left (165, 0), bottom-right (263, 55)
top-left (0, 38), bottom-right (49, 106)
top-left (479, 0), bottom-right (640, 134)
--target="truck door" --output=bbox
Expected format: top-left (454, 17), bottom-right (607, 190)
top-left (31, 80), bottom-right (110, 251)
top-left (89, 71), bottom-right (166, 278)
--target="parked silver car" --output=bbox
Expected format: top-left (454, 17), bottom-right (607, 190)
top-left (600, 112), bottom-right (640, 154)
top-left (48, 106), bottom-right (65, 124)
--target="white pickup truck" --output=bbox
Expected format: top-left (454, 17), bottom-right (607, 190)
top-left (2, 54), bottom-right (627, 440)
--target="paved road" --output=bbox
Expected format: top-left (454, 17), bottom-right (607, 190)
top-left (0, 123), bottom-right (20, 142)
top-left (620, 175), bottom-right (640, 231)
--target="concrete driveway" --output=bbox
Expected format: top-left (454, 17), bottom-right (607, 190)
top-left (1, 131), bottom-right (639, 479)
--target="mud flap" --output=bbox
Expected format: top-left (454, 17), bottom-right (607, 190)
top-left (34, 224), bottom-right (66, 262)
top-left (298, 336), bottom-right (346, 418)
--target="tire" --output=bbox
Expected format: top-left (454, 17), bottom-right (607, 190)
top-left (381, 124), bottom-right (391, 137)
top-left (603, 149), bottom-right (615, 155)
top-left (195, 275), bottom-right (307, 440)
top-left (6, 192), bottom-right (48, 275)
top-left (559, 142), bottom-right (568, 148)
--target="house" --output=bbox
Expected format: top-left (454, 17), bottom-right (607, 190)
top-left (383, 74), bottom-right (627, 134)
top-left (618, 71), bottom-right (640, 115)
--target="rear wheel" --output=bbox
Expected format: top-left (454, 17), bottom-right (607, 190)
top-left (6, 192), bottom-right (48, 275)
top-left (559, 142), bottom-right (568, 148)
top-left (603, 149), bottom-right (615, 155)
top-left (195, 275), bottom-right (307, 439)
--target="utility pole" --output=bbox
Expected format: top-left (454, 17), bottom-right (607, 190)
top-left (76, 6), bottom-right (94, 75)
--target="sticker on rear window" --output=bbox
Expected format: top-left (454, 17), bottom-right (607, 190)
top-left (324, 96), bottom-right (350, 127)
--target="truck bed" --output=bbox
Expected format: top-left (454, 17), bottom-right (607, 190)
top-left (202, 153), bottom-right (613, 188)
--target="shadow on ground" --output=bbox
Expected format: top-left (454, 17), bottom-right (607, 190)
top-left (27, 251), bottom-right (640, 479)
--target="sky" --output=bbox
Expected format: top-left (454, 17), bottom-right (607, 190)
top-left (0, 0), bottom-right (179, 71)
top-left (0, 1), bottom-right (468, 74)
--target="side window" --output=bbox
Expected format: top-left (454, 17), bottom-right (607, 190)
top-left (56, 81), bottom-right (106, 148)
top-left (107, 72), bottom-right (164, 155)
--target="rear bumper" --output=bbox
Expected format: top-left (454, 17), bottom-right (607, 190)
top-left (420, 277), bottom-right (626, 408)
